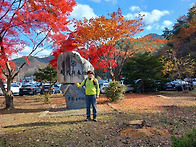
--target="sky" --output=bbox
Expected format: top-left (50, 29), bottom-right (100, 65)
top-left (15, 0), bottom-right (195, 59)
top-left (71, 0), bottom-right (195, 35)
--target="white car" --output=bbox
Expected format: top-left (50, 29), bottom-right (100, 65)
top-left (193, 81), bottom-right (196, 86)
top-left (100, 83), bottom-right (109, 94)
top-left (4, 83), bottom-right (20, 95)
top-left (0, 87), bottom-right (3, 95)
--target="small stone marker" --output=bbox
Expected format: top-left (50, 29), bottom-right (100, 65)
top-left (61, 84), bottom-right (86, 109)
top-left (128, 120), bottom-right (146, 129)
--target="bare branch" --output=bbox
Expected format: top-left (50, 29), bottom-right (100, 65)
top-left (12, 28), bottom-right (52, 79)
top-left (1, 0), bottom-right (25, 38)
top-left (29, 28), bottom-right (52, 58)
top-left (0, 0), bottom-right (17, 20)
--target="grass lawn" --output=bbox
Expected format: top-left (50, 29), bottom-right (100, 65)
top-left (0, 91), bottom-right (196, 147)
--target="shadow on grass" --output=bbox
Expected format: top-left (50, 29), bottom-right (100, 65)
top-left (160, 105), bottom-right (196, 115)
top-left (157, 91), bottom-right (196, 98)
top-left (97, 101), bottom-right (109, 104)
top-left (3, 120), bottom-right (88, 128)
top-left (0, 108), bottom-right (53, 114)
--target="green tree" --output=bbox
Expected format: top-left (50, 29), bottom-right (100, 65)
top-left (114, 37), bottom-right (165, 81)
top-left (34, 65), bottom-right (57, 94)
top-left (122, 52), bottom-right (165, 92)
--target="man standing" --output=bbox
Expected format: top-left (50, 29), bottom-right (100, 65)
top-left (75, 70), bottom-right (99, 121)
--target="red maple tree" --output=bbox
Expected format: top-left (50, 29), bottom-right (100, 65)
top-left (0, 0), bottom-right (76, 109)
top-left (50, 9), bottom-right (166, 81)
top-left (73, 9), bottom-right (166, 80)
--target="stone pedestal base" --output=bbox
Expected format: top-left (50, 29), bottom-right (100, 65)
top-left (61, 84), bottom-right (86, 109)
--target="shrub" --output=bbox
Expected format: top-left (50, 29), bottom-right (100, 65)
top-left (171, 129), bottom-right (196, 147)
top-left (104, 81), bottom-right (126, 102)
top-left (44, 93), bottom-right (50, 104)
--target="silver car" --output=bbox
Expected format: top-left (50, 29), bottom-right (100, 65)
top-left (100, 83), bottom-right (109, 94)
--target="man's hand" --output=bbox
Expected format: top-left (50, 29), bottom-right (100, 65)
top-left (93, 79), bottom-right (97, 83)
top-left (75, 81), bottom-right (78, 85)
top-left (96, 95), bottom-right (99, 98)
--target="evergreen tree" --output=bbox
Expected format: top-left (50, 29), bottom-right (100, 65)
top-left (122, 52), bottom-right (165, 92)
top-left (34, 65), bottom-right (57, 94)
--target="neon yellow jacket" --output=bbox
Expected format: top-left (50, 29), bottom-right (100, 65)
top-left (77, 78), bottom-right (99, 96)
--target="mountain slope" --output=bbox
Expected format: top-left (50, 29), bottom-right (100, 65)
top-left (145, 33), bottom-right (164, 39)
top-left (13, 56), bottom-right (53, 66)
top-left (12, 56), bottom-right (53, 80)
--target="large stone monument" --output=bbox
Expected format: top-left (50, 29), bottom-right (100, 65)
top-left (57, 51), bottom-right (94, 109)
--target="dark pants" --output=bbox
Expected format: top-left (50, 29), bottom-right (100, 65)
top-left (86, 95), bottom-right (97, 118)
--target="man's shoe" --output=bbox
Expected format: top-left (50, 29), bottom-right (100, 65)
top-left (93, 118), bottom-right (97, 122)
top-left (85, 117), bottom-right (91, 121)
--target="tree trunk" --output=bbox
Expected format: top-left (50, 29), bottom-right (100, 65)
top-left (172, 51), bottom-right (185, 91)
top-left (5, 93), bottom-right (14, 109)
top-left (142, 83), bottom-right (145, 93)
top-left (4, 76), bottom-right (14, 109)
top-left (109, 68), bottom-right (115, 81)
top-left (113, 57), bottom-right (128, 81)
top-left (49, 83), bottom-right (52, 95)
top-left (114, 66), bottom-right (122, 81)
top-left (141, 80), bottom-right (145, 93)
top-left (0, 75), bottom-right (15, 109)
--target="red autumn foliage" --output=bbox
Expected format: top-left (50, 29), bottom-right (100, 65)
top-left (78, 44), bottom-right (117, 72)
top-left (49, 33), bottom-right (79, 67)
top-left (50, 9), bottom-right (166, 81)
top-left (0, 0), bottom-right (76, 109)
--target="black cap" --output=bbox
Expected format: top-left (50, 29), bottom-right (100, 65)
top-left (87, 70), bottom-right (94, 75)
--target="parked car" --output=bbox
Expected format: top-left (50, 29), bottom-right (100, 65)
top-left (42, 84), bottom-right (61, 94)
top-left (132, 79), bottom-right (143, 93)
top-left (174, 80), bottom-right (194, 91)
top-left (192, 80), bottom-right (196, 86)
top-left (51, 84), bottom-right (61, 94)
top-left (126, 79), bottom-right (165, 93)
top-left (98, 79), bottom-right (108, 86)
top-left (124, 84), bottom-right (134, 93)
top-left (3, 83), bottom-right (20, 96)
top-left (184, 78), bottom-right (196, 88)
top-left (164, 81), bottom-right (176, 91)
top-left (0, 87), bottom-right (3, 96)
top-left (164, 79), bottom-right (194, 91)
top-left (10, 83), bottom-right (20, 95)
top-left (19, 84), bottom-right (42, 95)
top-left (100, 83), bottom-right (109, 94)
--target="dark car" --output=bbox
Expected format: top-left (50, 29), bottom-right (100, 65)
top-left (174, 80), bottom-right (194, 91)
top-left (42, 84), bottom-right (61, 94)
top-left (164, 79), bottom-right (194, 91)
top-left (19, 84), bottom-right (42, 96)
top-left (164, 81), bottom-right (176, 91)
